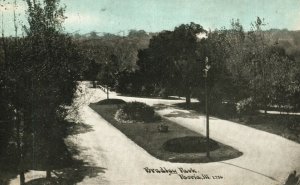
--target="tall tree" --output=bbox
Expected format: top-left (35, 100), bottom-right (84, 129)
top-left (0, 0), bottom-right (83, 184)
top-left (23, 0), bottom-right (83, 180)
top-left (137, 23), bottom-right (206, 105)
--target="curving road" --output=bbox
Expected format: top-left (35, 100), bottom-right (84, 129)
top-left (66, 82), bottom-right (300, 185)
top-left (11, 82), bottom-right (299, 185)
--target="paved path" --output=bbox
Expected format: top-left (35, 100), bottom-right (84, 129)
top-left (10, 82), bottom-right (299, 185)
top-left (70, 82), bottom-right (300, 185)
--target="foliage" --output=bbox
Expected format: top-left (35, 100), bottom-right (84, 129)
top-left (157, 124), bottom-right (169, 133)
top-left (137, 22), bottom-right (206, 105)
top-left (236, 97), bottom-right (256, 115)
top-left (163, 136), bottom-right (219, 153)
top-left (78, 30), bottom-right (151, 80)
top-left (115, 102), bottom-right (158, 123)
top-left (95, 98), bottom-right (126, 105)
top-left (0, 0), bottom-right (83, 183)
top-left (76, 19), bottom-right (300, 114)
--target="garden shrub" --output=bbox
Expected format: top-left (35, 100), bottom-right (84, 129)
top-left (115, 101), bottom-right (159, 123)
top-left (210, 101), bottom-right (237, 118)
top-left (163, 136), bottom-right (219, 153)
top-left (236, 97), bottom-right (256, 114)
top-left (95, 99), bottom-right (126, 105)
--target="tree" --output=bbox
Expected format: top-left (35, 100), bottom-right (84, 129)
top-left (0, 0), bottom-right (83, 184)
top-left (97, 54), bottom-right (119, 99)
top-left (239, 17), bottom-right (297, 112)
top-left (79, 30), bottom-right (151, 92)
top-left (137, 23), bottom-right (206, 106)
top-left (86, 60), bottom-right (101, 88)
top-left (223, 18), bottom-right (299, 113)
top-left (23, 0), bottom-right (83, 180)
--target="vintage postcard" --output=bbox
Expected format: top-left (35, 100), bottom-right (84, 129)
top-left (0, 0), bottom-right (300, 185)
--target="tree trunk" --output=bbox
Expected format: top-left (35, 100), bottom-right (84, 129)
top-left (20, 171), bottom-right (25, 185)
top-left (106, 85), bottom-right (109, 99)
top-left (185, 86), bottom-right (191, 107)
top-left (264, 99), bottom-right (267, 114)
top-left (46, 170), bottom-right (51, 179)
top-left (92, 81), bottom-right (96, 88)
top-left (17, 113), bottom-right (26, 185)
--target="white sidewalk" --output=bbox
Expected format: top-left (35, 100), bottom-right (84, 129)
top-left (10, 82), bottom-right (300, 185)
top-left (71, 83), bottom-right (299, 185)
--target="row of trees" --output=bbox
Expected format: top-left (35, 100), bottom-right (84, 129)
top-left (139, 18), bottom-right (299, 111)
top-left (84, 18), bottom-right (300, 112)
top-left (77, 29), bottom-right (152, 97)
top-left (222, 18), bottom-right (300, 112)
top-left (0, 0), bottom-right (83, 184)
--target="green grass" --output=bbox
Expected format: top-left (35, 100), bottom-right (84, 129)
top-left (232, 114), bottom-right (300, 143)
top-left (175, 102), bottom-right (300, 143)
top-left (89, 101), bottom-right (242, 163)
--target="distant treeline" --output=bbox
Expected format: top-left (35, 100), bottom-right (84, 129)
top-left (78, 18), bottom-right (300, 113)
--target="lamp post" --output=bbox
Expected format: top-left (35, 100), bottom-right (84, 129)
top-left (196, 32), bottom-right (211, 158)
top-left (203, 57), bottom-right (210, 158)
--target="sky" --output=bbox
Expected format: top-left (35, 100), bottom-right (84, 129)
top-left (1, 0), bottom-right (300, 36)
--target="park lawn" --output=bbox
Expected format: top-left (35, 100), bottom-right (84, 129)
top-left (89, 102), bottom-right (242, 163)
top-left (231, 114), bottom-right (300, 143)
top-left (175, 102), bottom-right (300, 143)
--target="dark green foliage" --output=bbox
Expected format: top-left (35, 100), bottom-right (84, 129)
top-left (0, 0), bottom-right (84, 183)
top-left (210, 102), bottom-right (237, 119)
top-left (157, 124), bottom-right (169, 133)
top-left (78, 29), bottom-right (151, 89)
top-left (236, 97), bottom-right (257, 115)
top-left (163, 136), bottom-right (219, 153)
top-left (136, 23), bottom-right (206, 104)
top-left (114, 70), bottom-right (139, 95)
top-left (115, 102), bottom-right (158, 123)
top-left (94, 98), bottom-right (126, 105)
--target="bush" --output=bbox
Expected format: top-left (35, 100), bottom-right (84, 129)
top-left (115, 101), bottom-right (159, 123)
top-left (210, 101), bottom-right (237, 118)
top-left (163, 136), bottom-right (219, 153)
top-left (157, 124), bottom-right (169, 133)
top-left (236, 97), bottom-right (256, 115)
top-left (95, 99), bottom-right (126, 105)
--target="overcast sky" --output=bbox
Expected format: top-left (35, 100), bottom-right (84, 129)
top-left (1, 0), bottom-right (300, 36)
